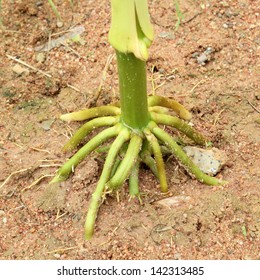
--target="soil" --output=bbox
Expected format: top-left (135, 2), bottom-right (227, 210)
top-left (0, 0), bottom-right (259, 260)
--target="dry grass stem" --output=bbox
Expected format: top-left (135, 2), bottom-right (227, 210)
top-left (21, 174), bottom-right (53, 192)
top-left (213, 109), bottom-right (225, 126)
top-left (7, 54), bottom-right (52, 78)
top-left (39, 164), bottom-right (62, 168)
top-left (248, 99), bottom-right (260, 114)
top-left (6, 54), bottom-right (80, 92)
top-left (93, 53), bottom-right (115, 104)
top-left (31, 147), bottom-right (51, 154)
top-left (55, 210), bottom-right (68, 220)
top-left (190, 79), bottom-right (206, 93)
top-left (0, 168), bottom-right (32, 190)
top-left (47, 246), bottom-right (78, 254)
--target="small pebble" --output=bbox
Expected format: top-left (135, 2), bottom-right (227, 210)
top-left (174, 252), bottom-right (181, 259)
top-left (223, 22), bottom-right (233, 28)
top-left (197, 53), bottom-right (209, 65)
top-left (54, 253), bottom-right (61, 259)
top-left (56, 21), bottom-right (63, 28)
top-left (192, 47), bottom-right (214, 65)
top-left (35, 52), bottom-right (46, 63)
top-left (237, 240), bottom-right (243, 245)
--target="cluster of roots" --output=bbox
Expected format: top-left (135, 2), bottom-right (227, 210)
top-left (51, 95), bottom-right (226, 239)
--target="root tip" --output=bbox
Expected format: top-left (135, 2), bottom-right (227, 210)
top-left (50, 176), bottom-right (64, 184)
top-left (84, 229), bottom-right (93, 240)
top-left (181, 111), bottom-right (192, 121)
top-left (220, 180), bottom-right (228, 186)
top-left (60, 114), bottom-right (71, 122)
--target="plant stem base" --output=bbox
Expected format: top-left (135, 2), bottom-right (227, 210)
top-left (51, 96), bottom-right (227, 239)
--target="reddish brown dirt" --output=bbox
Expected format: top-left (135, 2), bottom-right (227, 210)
top-left (0, 0), bottom-right (259, 260)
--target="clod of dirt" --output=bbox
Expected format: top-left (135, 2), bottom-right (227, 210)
top-left (12, 64), bottom-right (29, 76)
top-left (35, 183), bottom-right (67, 212)
top-left (43, 77), bottom-right (61, 96)
top-left (71, 158), bottom-right (99, 185)
top-left (56, 87), bottom-right (81, 111)
top-left (183, 146), bottom-right (227, 176)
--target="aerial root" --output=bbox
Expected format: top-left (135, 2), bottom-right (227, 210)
top-left (60, 105), bottom-right (121, 122)
top-left (139, 140), bottom-right (159, 178)
top-left (51, 123), bottom-right (122, 183)
top-left (129, 158), bottom-right (140, 197)
top-left (63, 116), bottom-right (120, 152)
top-left (150, 112), bottom-right (208, 146)
top-left (108, 134), bottom-right (143, 189)
top-left (150, 122), bottom-right (227, 186)
top-left (84, 128), bottom-right (130, 239)
top-left (148, 95), bottom-right (192, 120)
top-left (144, 128), bottom-right (168, 193)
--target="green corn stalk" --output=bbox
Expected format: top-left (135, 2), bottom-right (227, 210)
top-left (52, 0), bottom-right (227, 240)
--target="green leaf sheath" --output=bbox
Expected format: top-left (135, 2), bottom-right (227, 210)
top-left (108, 134), bottom-right (143, 189)
top-left (60, 106), bottom-right (121, 122)
top-left (150, 112), bottom-right (207, 146)
top-left (63, 116), bottom-right (119, 152)
top-left (51, 124), bottom-right (121, 183)
top-left (109, 0), bottom-right (153, 60)
top-left (84, 128), bottom-right (130, 240)
top-left (116, 51), bottom-right (150, 129)
top-left (135, 0), bottom-right (154, 41)
top-left (150, 122), bottom-right (227, 186)
top-left (148, 95), bottom-right (192, 120)
top-left (144, 129), bottom-right (168, 192)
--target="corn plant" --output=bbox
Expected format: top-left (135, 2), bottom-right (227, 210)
top-left (51, 0), bottom-right (226, 240)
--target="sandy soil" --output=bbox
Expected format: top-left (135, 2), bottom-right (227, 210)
top-left (0, 0), bottom-right (259, 260)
